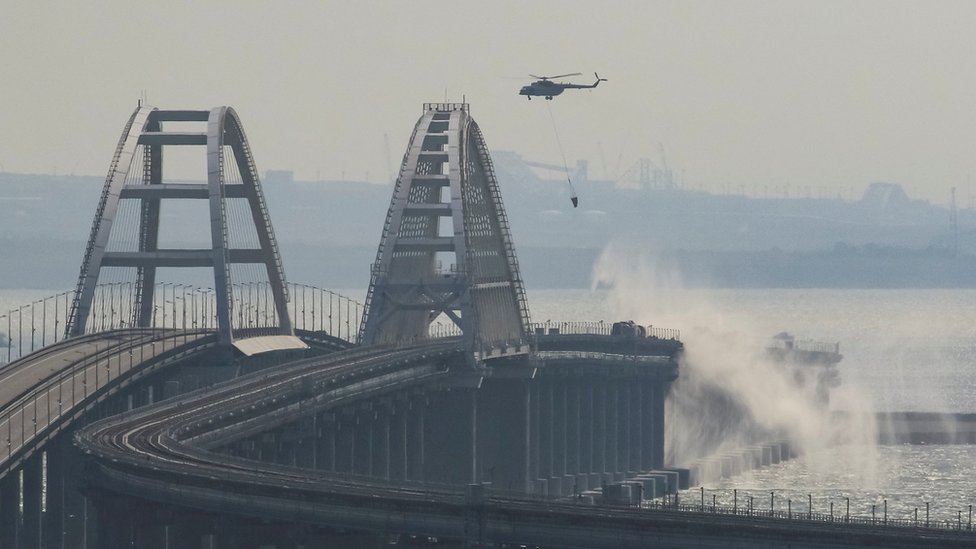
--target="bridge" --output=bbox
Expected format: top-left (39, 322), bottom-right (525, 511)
top-left (0, 102), bottom-right (971, 549)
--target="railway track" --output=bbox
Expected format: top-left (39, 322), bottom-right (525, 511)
top-left (75, 338), bottom-right (976, 548)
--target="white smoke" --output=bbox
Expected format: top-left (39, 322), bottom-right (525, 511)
top-left (592, 244), bottom-right (880, 487)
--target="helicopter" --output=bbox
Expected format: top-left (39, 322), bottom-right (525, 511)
top-left (519, 72), bottom-right (606, 100)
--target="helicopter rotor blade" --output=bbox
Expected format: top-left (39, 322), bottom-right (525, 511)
top-left (549, 72), bottom-right (582, 79)
top-left (529, 74), bottom-right (545, 79)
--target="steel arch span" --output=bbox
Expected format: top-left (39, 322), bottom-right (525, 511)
top-left (66, 105), bottom-right (295, 350)
top-left (359, 103), bottom-right (531, 357)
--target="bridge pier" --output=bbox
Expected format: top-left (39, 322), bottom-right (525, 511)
top-left (373, 402), bottom-right (391, 480)
top-left (536, 381), bottom-right (552, 495)
top-left (22, 453), bottom-right (43, 549)
top-left (335, 412), bottom-right (354, 473)
top-left (354, 409), bottom-right (370, 476)
top-left (389, 400), bottom-right (407, 481)
top-left (317, 413), bottom-right (336, 472)
top-left (553, 381), bottom-right (567, 492)
top-left (294, 417), bottom-right (316, 469)
top-left (408, 395), bottom-right (425, 482)
top-left (0, 469), bottom-right (19, 549)
top-left (424, 389), bottom-right (477, 485)
top-left (44, 436), bottom-right (69, 549)
top-left (567, 383), bottom-right (582, 494)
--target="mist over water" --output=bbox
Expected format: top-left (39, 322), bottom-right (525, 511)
top-left (591, 246), bottom-right (880, 488)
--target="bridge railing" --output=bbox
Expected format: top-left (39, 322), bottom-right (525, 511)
top-left (286, 283), bottom-right (363, 344)
top-left (0, 282), bottom-right (363, 364)
top-left (632, 493), bottom-right (976, 535)
top-left (791, 340), bottom-right (841, 354)
top-left (0, 290), bottom-right (73, 364)
top-left (423, 102), bottom-right (469, 113)
top-left (0, 328), bottom-right (215, 476)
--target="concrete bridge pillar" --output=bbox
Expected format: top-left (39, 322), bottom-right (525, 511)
top-left (608, 381), bottom-right (621, 481)
top-left (653, 383), bottom-right (666, 468)
top-left (335, 410), bottom-right (355, 473)
top-left (407, 395), bottom-right (426, 482)
top-left (0, 470), bottom-right (20, 549)
top-left (315, 413), bottom-right (336, 472)
top-left (640, 380), bottom-right (654, 471)
top-left (166, 510), bottom-right (217, 549)
top-left (567, 382), bottom-right (582, 494)
top-left (295, 416), bottom-right (316, 469)
top-left (615, 380), bottom-right (628, 479)
top-left (424, 389), bottom-right (476, 485)
top-left (22, 453), bottom-right (43, 548)
top-left (592, 381), bottom-right (607, 486)
top-left (43, 438), bottom-right (66, 549)
top-left (389, 399), bottom-right (407, 481)
top-left (354, 410), bottom-right (370, 476)
top-left (627, 379), bottom-right (641, 474)
top-left (257, 432), bottom-right (276, 463)
top-left (94, 495), bottom-right (134, 549)
top-left (60, 433), bottom-right (93, 549)
top-left (364, 406), bottom-right (390, 479)
top-left (528, 383), bottom-right (540, 493)
top-left (537, 381), bottom-right (553, 495)
top-left (472, 379), bottom-right (529, 492)
top-left (553, 381), bottom-right (567, 490)
top-left (579, 382), bottom-right (593, 489)
top-left (375, 404), bottom-right (392, 480)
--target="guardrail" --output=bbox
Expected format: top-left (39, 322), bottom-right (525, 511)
top-left (0, 282), bottom-right (363, 364)
top-left (630, 490), bottom-right (976, 534)
top-left (0, 328), bottom-right (215, 477)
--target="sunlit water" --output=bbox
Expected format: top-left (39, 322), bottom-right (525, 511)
top-left (4, 286), bottom-right (976, 521)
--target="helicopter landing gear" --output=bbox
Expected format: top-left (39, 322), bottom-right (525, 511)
top-left (545, 96), bottom-right (553, 100)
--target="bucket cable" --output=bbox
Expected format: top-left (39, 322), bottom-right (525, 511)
top-left (546, 101), bottom-right (579, 207)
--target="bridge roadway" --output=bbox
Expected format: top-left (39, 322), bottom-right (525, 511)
top-left (0, 328), bottom-right (216, 478)
top-left (75, 335), bottom-right (973, 548)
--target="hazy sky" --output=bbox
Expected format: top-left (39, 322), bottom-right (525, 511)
top-left (3, 1), bottom-right (976, 203)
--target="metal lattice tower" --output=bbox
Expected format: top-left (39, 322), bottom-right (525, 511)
top-left (359, 103), bottom-right (531, 357)
top-left (66, 105), bottom-right (295, 349)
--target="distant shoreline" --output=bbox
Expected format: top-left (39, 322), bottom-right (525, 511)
top-left (3, 239), bottom-right (975, 290)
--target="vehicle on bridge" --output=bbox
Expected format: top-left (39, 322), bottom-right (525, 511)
top-left (611, 320), bottom-right (647, 338)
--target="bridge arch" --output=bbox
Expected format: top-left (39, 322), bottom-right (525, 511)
top-left (67, 105), bottom-right (294, 350)
top-left (359, 104), bottom-right (531, 357)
